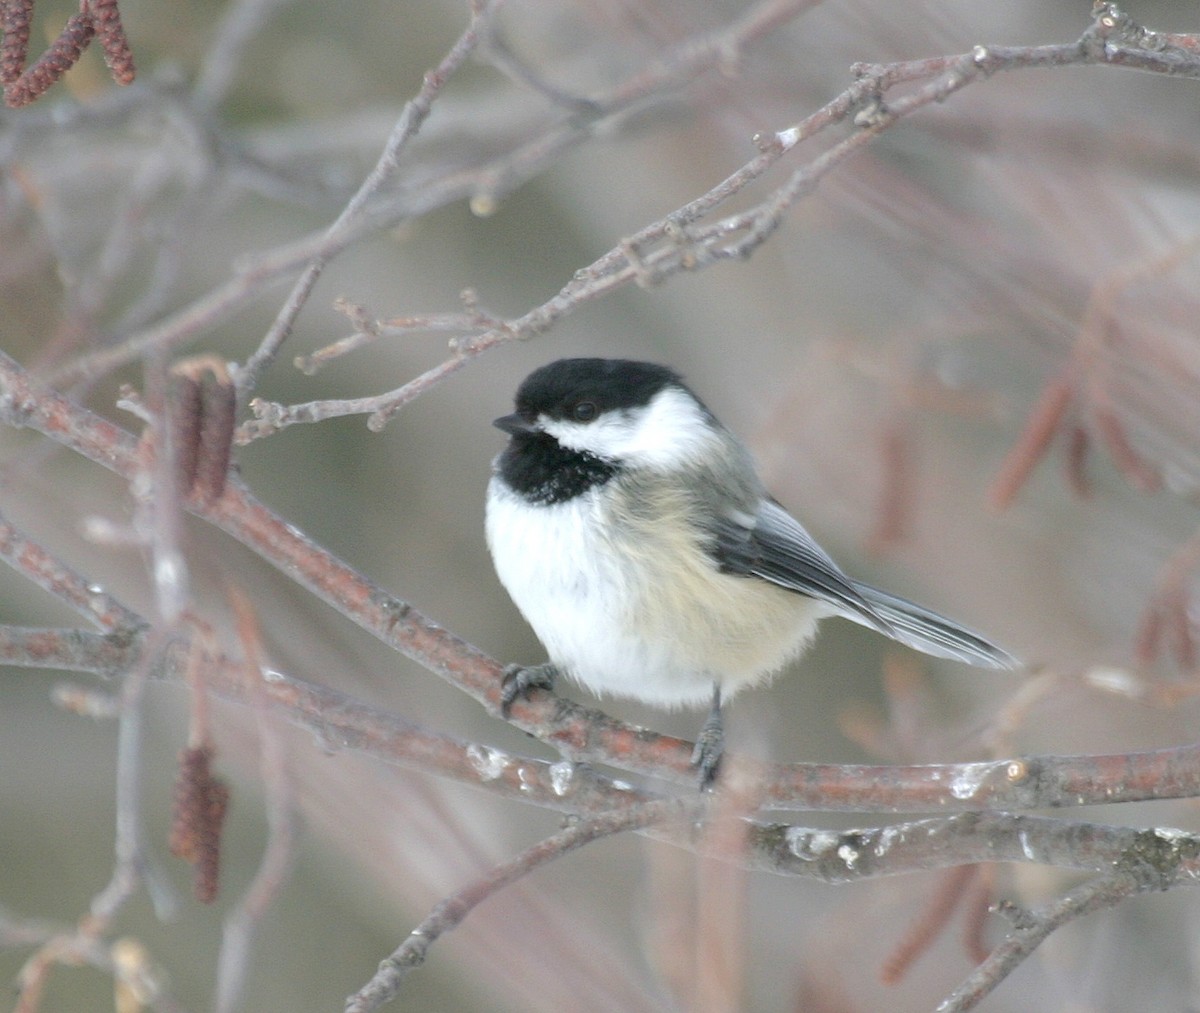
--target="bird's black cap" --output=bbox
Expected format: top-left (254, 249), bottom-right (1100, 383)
top-left (507, 358), bottom-right (684, 424)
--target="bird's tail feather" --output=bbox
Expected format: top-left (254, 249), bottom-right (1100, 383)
top-left (848, 583), bottom-right (1019, 670)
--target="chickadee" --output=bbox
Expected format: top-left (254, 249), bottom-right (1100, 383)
top-left (486, 358), bottom-right (1016, 786)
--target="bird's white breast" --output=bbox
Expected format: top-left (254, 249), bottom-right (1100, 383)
top-left (486, 474), bottom-right (827, 708)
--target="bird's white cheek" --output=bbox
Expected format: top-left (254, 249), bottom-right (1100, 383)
top-left (539, 387), bottom-right (720, 470)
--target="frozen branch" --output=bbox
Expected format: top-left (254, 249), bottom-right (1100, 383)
top-left (5, 1), bottom-right (1200, 1008)
top-left (7, 348), bottom-right (1200, 815)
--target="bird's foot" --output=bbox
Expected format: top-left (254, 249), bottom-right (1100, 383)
top-left (691, 689), bottom-right (725, 791)
top-left (500, 662), bottom-right (557, 717)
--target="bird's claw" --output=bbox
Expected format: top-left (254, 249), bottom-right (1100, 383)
top-left (691, 711), bottom-right (725, 791)
top-left (500, 662), bottom-right (556, 717)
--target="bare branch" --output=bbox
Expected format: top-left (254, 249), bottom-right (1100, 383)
top-left (990, 232), bottom-right (1200, 508)
top-left (213, 590), bottom-right (298, 1013)
top-left (0, 509), bottom-right (144, 633)
top-left (345, 797), bottom-right (691, 1012)
top-left (7, 2), bottom-right (1200, 1008)
top-left (744, 812), bottom-right (1200, 884)
top-left (235, 0), bottom-right (507, 399)
top-left (192, 0), bottom-right (294, 113)
top-left (0, 624), bottom-right (139, 674)
top-left (937, 872), bottom-right (1151, 1012)
top-left (240, 9), bottom-right (1200, 439)
top-left (9, 349), bottom-right (1200, 815)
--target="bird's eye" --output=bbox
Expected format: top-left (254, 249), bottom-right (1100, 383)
top-left (572, 401), bottom-right (597, 422)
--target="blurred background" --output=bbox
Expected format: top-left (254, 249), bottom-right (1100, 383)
top-left (3, 0), bottom-right (1200, 1009)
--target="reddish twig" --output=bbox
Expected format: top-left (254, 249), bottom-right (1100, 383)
top-left (988, 369), bottom-right (1075, 510)
top-left (1091, 400), bottom-right (1161, 493)
top-left (693, 764), bottom-right (759, 1012)
top-left (214, 588), bottom-right (298, 1013)
top-left (991, 231), bottom-right (1200, 507)
top-left (0, 624), bottom-right (138, 676)
top-left (881, 865), bottom-right (981, 985)
top-left (961, 868), bottom-right (995, 965)
top-left (0, 509), bottom-right (144, 633)
top-left (867, 416), bottom-right (916, 554)
top-left (1135, 527), bottom-right (1200, 670)
top-left (1063, 424), bottom-right (1092, 498)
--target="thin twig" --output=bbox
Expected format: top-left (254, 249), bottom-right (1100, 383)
top-left (50, 2), bottom-right (1200, 403)
top-left (936, 872), bottom-right (1149, 1012)
top-left (214, 589), bottom-right (298, 1013)
top-left (0, 508), bottom-right (145, 632)
top-left (345, 798), bottom-right (692, 1012)
top-left (193, 0), bottom-right (294, 112)
top-left (235, 0), bottom-right (507, 399)
top-left (88, 626), bottom-right (180, 926)
top-left (991, 230), bottom-right (1200, 507)
top-left (0, 625), bottom-right (140, 675)
top-left (1136, 526), bottom-right (1200, 668)
top-left (237, 12), bottom-right (1200, 439)
top-left (881, 865), bottom-right (981, 985)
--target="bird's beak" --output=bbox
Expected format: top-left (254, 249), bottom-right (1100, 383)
top-left (493, 412), bottom-right (538, 435)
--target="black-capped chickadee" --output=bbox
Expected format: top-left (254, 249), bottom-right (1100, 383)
top-left (486, 358), bottom-right (1016, 786)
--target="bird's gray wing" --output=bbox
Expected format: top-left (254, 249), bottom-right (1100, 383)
top-left (709, 499), bottom-right (895, 636)
top-left (711, 499), bottom-right (1017, 670)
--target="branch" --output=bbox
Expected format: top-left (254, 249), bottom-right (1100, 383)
top-left (989, 230), bottom-right (1200, 510)
top-left (0, 620), bottom-right (661, 818)
top-left (744, 812), bottom-right (1200, 882)
top-left (239, 4), bottom-right (1200, 439)
top-left (937, 872), bottom-right (1151, 1012)
top-left (213, 591), bottom-right (298, 1013)
top-left (8, 349), bottom-right (1200, 815)
top-left (0, 509), bottom-right (145, 633)
top-left (7, 485), bottom-right (1200, 1012)
top-left (344, 798), bottom-right (691, 1013)
top-left (50, 2), bottom-right (1196, 405)
top-left (236, 0), bottom-right (507, 399)
top-left (0, 625), bottom-right (139, 675)
top-left (340, 791), bottom-right (1199, 1011)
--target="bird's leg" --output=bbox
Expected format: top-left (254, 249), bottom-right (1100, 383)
top-left (691, 684), bottom-right (724, 790)
top-left (500, 662), bottom-right (557, 717)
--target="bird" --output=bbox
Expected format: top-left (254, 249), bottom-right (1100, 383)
top-left (485, 357), bottom-right (1017, 786)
